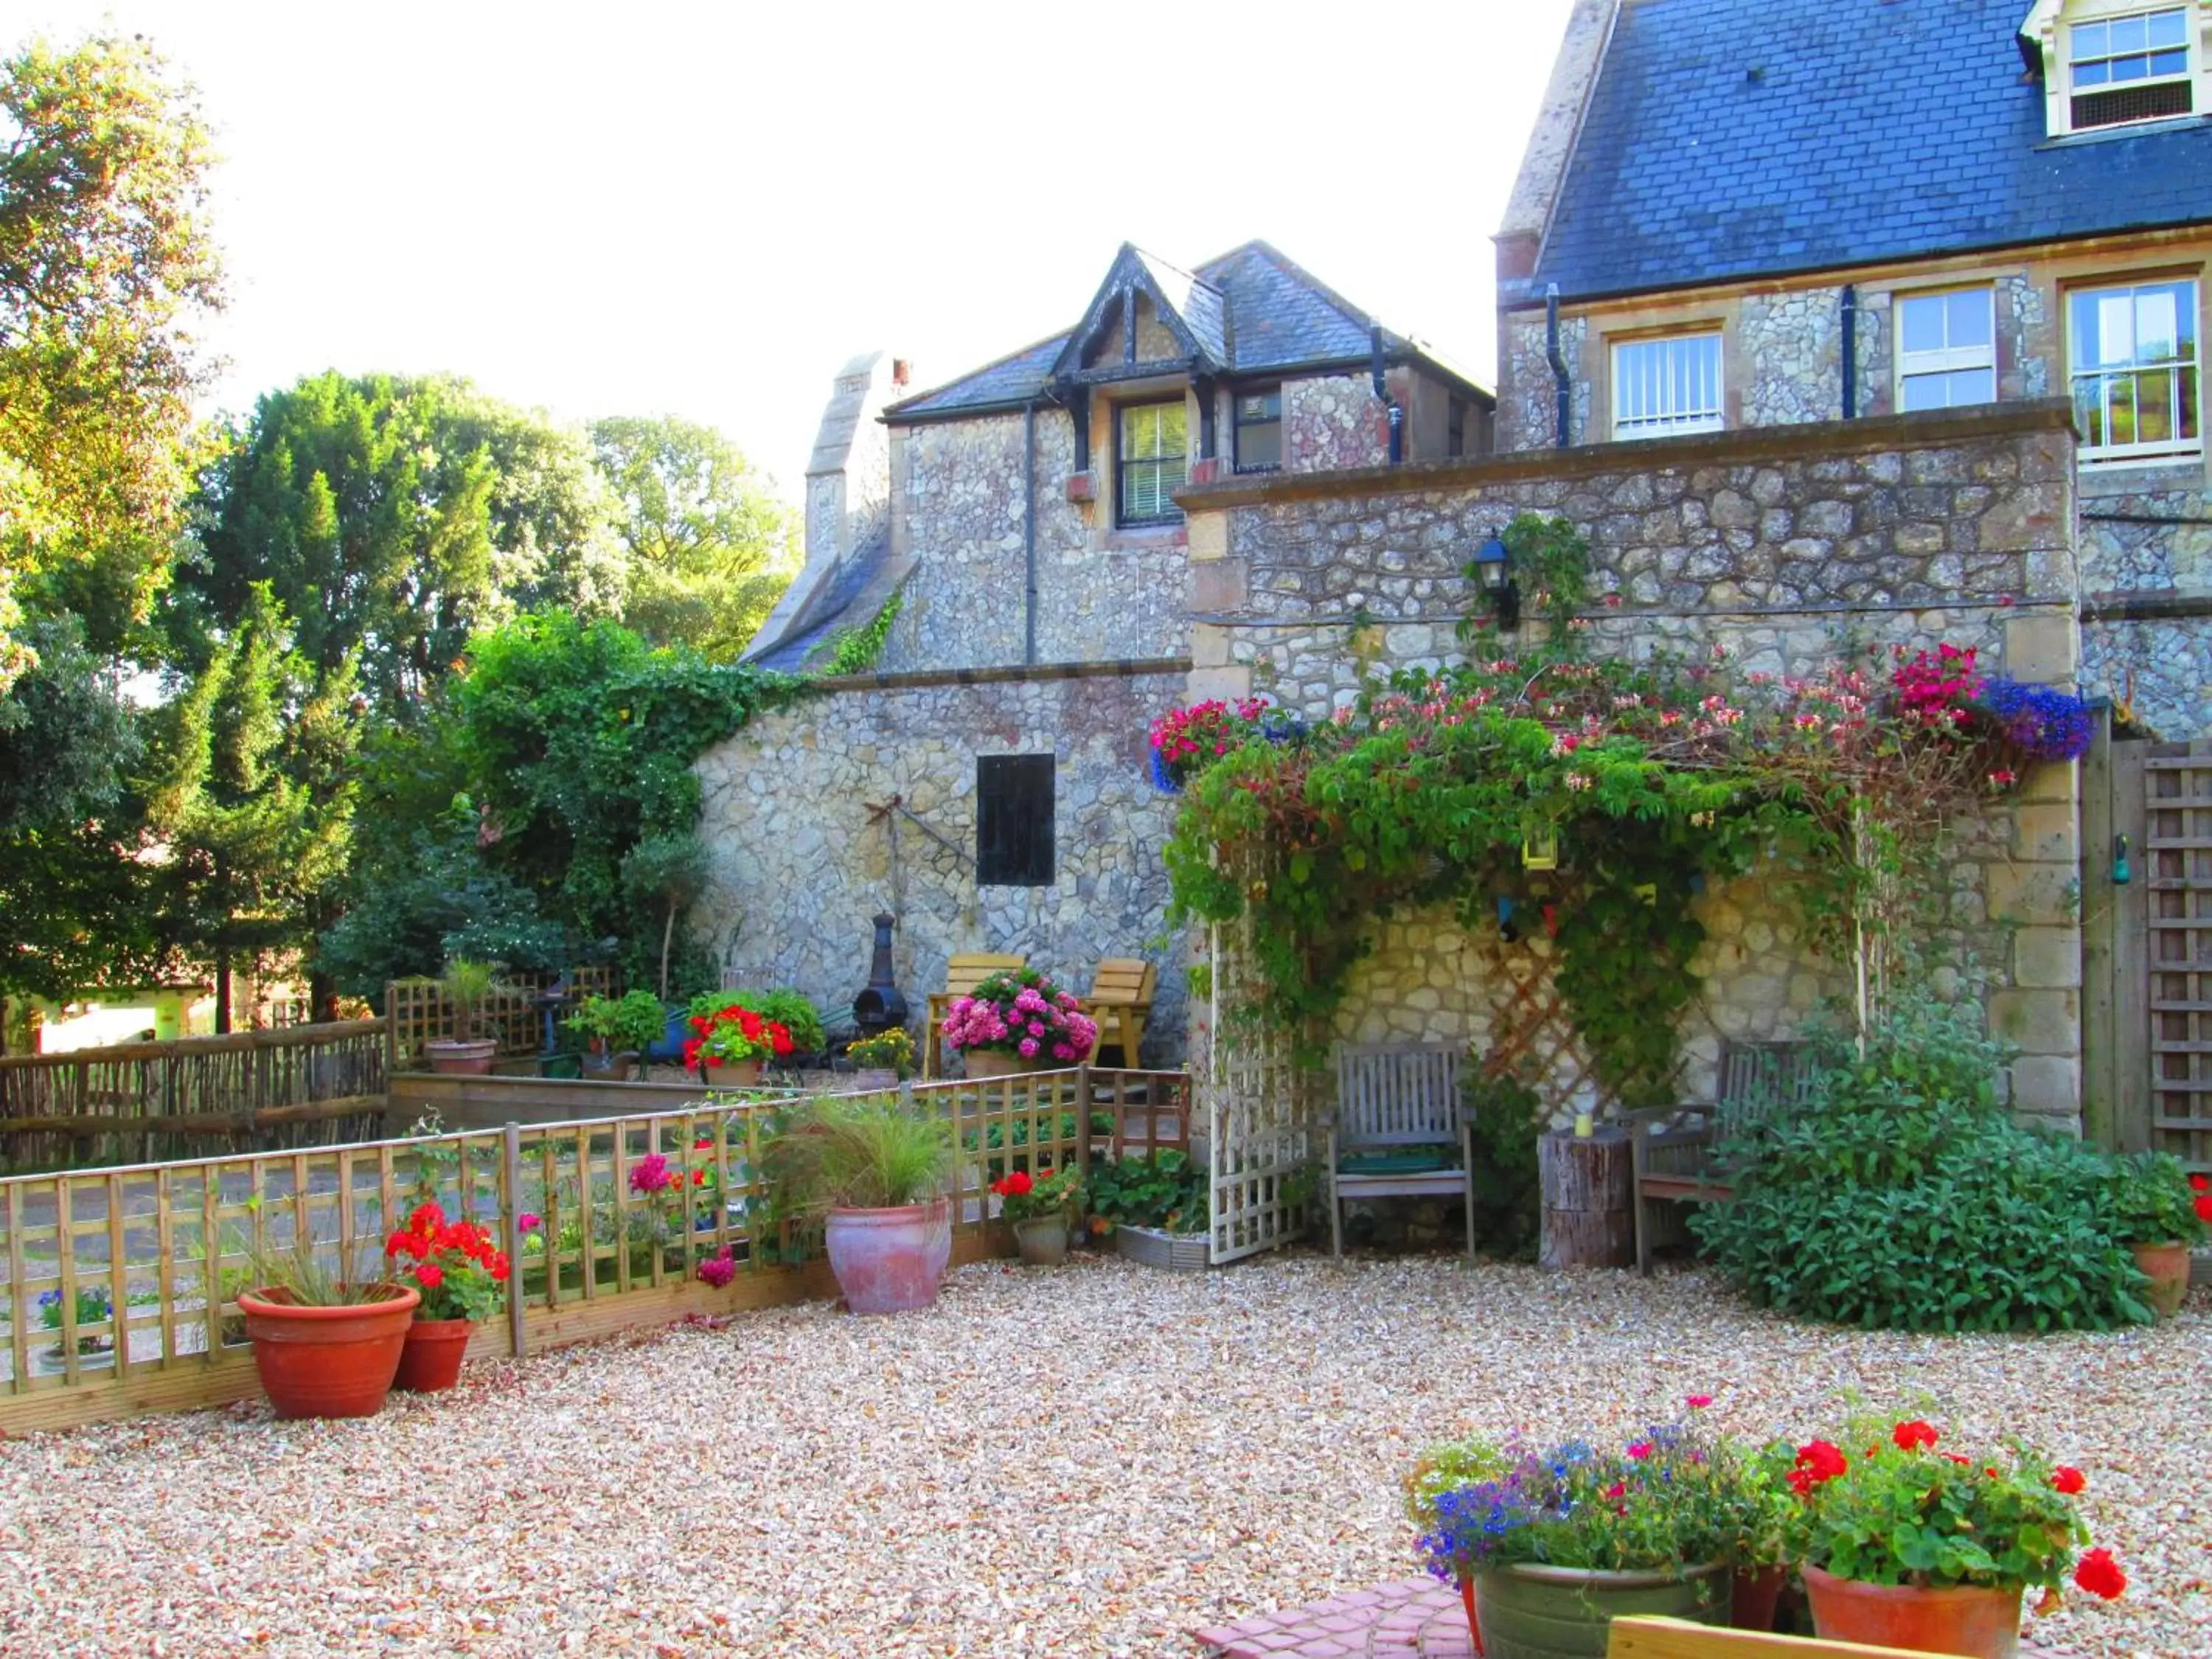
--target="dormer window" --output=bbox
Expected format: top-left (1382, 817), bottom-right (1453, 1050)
top-left (2023, 0), bottom-right (2209, 136)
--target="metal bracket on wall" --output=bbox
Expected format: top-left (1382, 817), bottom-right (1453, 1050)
top-left (865, 795), bottom-right (973, 874)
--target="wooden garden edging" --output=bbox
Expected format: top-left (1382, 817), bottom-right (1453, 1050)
top-left (0, 1065), bottom-right (1192, 1436)
top-left (0, 1021), bottom-right (389, 1173)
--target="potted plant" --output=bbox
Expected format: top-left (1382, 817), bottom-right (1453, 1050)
top-left (424, 958), bottom-right (506, 1075)
top-left (1089, 1148), bottom-right (1211, 1270)
top-left (2104, 1152), bottom-right (2209, 1320)
top-left (381, 1200), bottom-right (512, 1393)
top-left (991, 1165), bottom-right (1083, 1265)
top-left (693, 988), bottom-right (827, 1065)
top-left (1408, 1419), bottom-right (1736, 1657)
top-left (943, 968), bottom-right (1099, 1079)
top-left (33, 1287), bottom-right (116, 1375)
top-left (760, 1094), bottom-right (953, 1314)
top-left (236, 1245), bottom-right (420, 1419)
top-left (564, 989), bottom-right (667, 1080)
top-left (1788, 1416), bottom-right (2126, 1657)
top-left (846, 1026), bottom-right (915, 1093)
top-left (684, 999), bottom-right (795, 1086)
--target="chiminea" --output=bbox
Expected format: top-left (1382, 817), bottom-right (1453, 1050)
top-left (851, 913), bottom-right (908, 1036)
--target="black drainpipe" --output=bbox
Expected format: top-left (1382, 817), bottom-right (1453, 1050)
top-left (1369, 324), bottom-right (1405, 466)
top-left (1022, 398), bottom-right (1038, 665)
top-left (1545, 283), bottom-right (1572, 448)
top-left (1840, 284), bottom-right (1858, 420)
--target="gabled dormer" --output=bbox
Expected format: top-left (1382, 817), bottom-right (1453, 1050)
top-left (1051, 243), bottom-right (1228, 385)
top-left (2021, 0), bottom-right (2211, 136)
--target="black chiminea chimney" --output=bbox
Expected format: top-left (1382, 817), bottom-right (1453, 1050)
top-left (851, 913), bottom-right (908, 1036)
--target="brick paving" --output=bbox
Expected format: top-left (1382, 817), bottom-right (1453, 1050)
top-left (1192, 1578), bottom-right (1472, 1658)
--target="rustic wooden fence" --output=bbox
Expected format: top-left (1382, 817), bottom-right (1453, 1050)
top-left (383, 967), bottom-right (619, 1068)
top-left (0, 1022), bottom-right (389, 1175)
top-left (0, 1066), bottom-right (1191, 1435)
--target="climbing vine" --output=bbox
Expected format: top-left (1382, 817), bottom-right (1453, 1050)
top-left (824, 591), bottom-right (903, 676)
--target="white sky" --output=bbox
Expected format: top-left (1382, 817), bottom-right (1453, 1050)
top-left (16, 1), bottom-right (1573, 500)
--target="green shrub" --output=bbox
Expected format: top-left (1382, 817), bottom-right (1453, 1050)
top-left (2101, 1150), bottom-right (2211, 1246)
top-left (1691, 1006), bottom-right (2151, 1332)
top-left (1464, 1065), bottom-right (1547, 1259)
top-left (1088, 1149), bottom-right (1208, 1233)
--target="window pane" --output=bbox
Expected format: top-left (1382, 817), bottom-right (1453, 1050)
top-left (2073, 20), bottom-right (2108, 59)
top-left (1950, 367), bottom-right (1997, 405)
top-left (2138, 368), bottom-right (2175, 442)
top-left (1901, 294), bottom-right (1944, 354)
top-left (2152, 45), bottom-right (2188, 74)
top-left (1613, 333), bottom-right (1722, 434)
top-left (2098, 293), bottom-right (2138, 366)
top-left (2112, 52), bottom-right (2149, 81)
top-left (1946, 289), bottom-right (1993, 350)
top-left (2150, 8), bottom-right (2188, 46)
top-left (2138, 288), bottom-right (2180, 361)
top-left (1901, 372), bottom-right (1944, 411)
top-left (1157, 403), bottom-right (1186, 456)
top-left (2110, 13), bottom-right (2148, 54)
top-left (1120, 404), bottom-right (1155, 457)
top-left (1238, 422), bottom-right (1281, 470)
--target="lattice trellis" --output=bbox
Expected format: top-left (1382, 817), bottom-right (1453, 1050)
top-left (1203, 896), bottom-right (1320, 1265)
top-left (1464, 931), bottom-right (1607, 1127)
top-left (2149, 748), bottom-right (2212, 1169)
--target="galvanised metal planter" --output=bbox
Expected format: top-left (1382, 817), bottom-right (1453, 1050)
top-left (1468, 1561), bottom-right (1730, 1658)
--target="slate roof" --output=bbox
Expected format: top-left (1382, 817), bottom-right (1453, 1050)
top-left (1526, 0), bottom-right (2212, 306)
top-left (746, 517), bottom-right (892, 672)
top-left (887, 240), bottom-right (1484, 419)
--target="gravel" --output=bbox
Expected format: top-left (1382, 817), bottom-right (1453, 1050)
top-left (0, 1253), bottom-right (2202, 1658)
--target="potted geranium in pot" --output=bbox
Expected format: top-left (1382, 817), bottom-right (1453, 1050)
top-left (2104, 1151), bottom-right (2208, 1320)
top-left (564, 990), bottom-right (667, 1081)
top-left (991, 1165), bottom-right (1083, 1265)
top-left (423, 958), bottom-right (507, 1075)
top-left (1408, 1420), bottom-right (1736, 1657)
top-left (684, 1001), bottom-right (795, 1086)
top-left (846, 1026), bottom-right (916, 1093)
top-left (237, 1247), bottom-right (420, 1419)
top-left (382, 1200), bottom-right (512, 1393)
top-left (1789, 1416), bottom-right (2126, 1657)
top-left (761, 1094), bottom-right (953, 1314)
top-left (943, 968), bottom-right (1099, 1079)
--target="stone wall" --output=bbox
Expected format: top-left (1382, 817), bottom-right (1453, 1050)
top-left (1182, 403), bottom-right (2087, 1127)
top-left (1499, 311), bottom-right (1590, 452)
top-left (692, 665), bottom-right (1189, 1065)
top-left (1284, 374), bottom-right (1392, 473)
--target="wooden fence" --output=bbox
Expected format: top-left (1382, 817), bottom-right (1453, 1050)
top-left (0, 1022), bottom-right (389, 1175)
top-left (0, 1066), bottom-right (1192, 1435)
top-left (383, 967), bottom-right (619, 1068)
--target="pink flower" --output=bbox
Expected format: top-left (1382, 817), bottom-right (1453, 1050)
top-left (1627, 1441), bottom-right (1654, 1459)
top-left (518, 1212), bottom-right (542, 1233)
top-left (1686, 1394), bottom-right (1712, 1408)
top-left (1028, 1020), bottom-right (1046, 1037)
top-left (1018, 1037), bottom-right (1040, 1059)
top-left (698, 1248), bottom-right (736, 1289)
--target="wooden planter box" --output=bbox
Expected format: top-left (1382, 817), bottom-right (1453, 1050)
top-left (1114, 1223), bottom-right (1210, 1272)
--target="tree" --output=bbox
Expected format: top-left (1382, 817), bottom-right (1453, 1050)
top-left (0, 612), bottom-right (138, 835)
top-left (0, 32), bottom-right (222, 684)
top-left (588, 415), bottom-right (798, 660)
top-left (170, 372), bottom-right (625, 717)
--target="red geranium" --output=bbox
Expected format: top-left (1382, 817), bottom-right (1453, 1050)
top-left (1788, 1440), bottom-right (1849, 1496)
top-left (1892, 1419), bottom-right (1938, 1451)
top-left (383, 1199), bottom-right (512, 1322)
top-left (2073, 1547), bottom-right (2127, 1601)
top-left (2051, 1466), bottom-right (2086, 1495)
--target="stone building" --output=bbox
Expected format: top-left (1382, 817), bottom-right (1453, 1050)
top-left (1495, 0), bottom-right (2212, 738)
top-left (703, 245), bottom-right (1491, 1058)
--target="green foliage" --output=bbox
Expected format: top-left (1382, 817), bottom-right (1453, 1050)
top-left (759, 1094), bottom-right (953, 1211)
top-left (2102, 1150), bottom-right (2209, 1246)
top-left (824, 591), bottom-right (903, 675)
top-left (1456, 511), bottom-right (1590, 646)
top-left (564, 990), bottom-right (669, 1055)
top-left (691, 987), bottom-right (824, 1057)
top-left (0, 613), bottom-right (138, 834)
top-left (1463, 1065), bottom-right (1548, 1259)
top-left (1691, 1004), bottom-right (2152, 1331)
top-left (1087, 1148), bottom-right (1208, 1233)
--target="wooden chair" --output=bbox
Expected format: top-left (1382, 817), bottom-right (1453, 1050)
top-left (1079, 957), bottom-right (1157, 1068)
top-left (1607, 1614), bottom-right (1932, 1657)
top-left (1328, 1042), bottom-right (1474, 1259)
top-left (922, 953), bottom-right (1027, 1078)
top-left (1624, 1040), bottom-right (1815, 1275)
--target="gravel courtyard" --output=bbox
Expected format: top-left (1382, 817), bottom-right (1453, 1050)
top-left (0, 1253), bottom-right (2203, 1658)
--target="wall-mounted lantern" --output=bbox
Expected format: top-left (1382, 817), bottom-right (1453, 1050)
top-left (1472, 535), bottom-right (1520, 630)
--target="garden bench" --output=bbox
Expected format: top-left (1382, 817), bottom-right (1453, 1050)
top-left (1625, 1040), bottom-right (1814, 1276)
top-left (922, 952), bottom-right (1027, 1078)
top-left (1078, 957), bottom-right (1156, 1068)
top-left (1608, 1613), bottom-right (1930, 1656)
top-left (1327, 1042), bottom-right (1474, 1259)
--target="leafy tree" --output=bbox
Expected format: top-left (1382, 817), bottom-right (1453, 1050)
top-left (0, 32), bottom-right (222, 683)
top-left (588, 414), bottom-right (797, 659)
top-left (170, 372), bottom-right (625, 715)
top-left (0, 613), bottom-right (138, 835)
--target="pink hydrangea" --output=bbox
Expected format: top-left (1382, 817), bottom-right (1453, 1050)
top-left (1018, 1037), bottom-right (1040, 1058)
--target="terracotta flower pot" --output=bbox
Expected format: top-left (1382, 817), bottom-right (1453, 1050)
top-left (961, 1048), bottom-right (1039, 1079)
top-left (824, 1197), bottom-right (951, 1314)
top-left (1469, 1561), bottom-right (1729, 1658)
top-left (1012, 1216), bottom-right (1070, 1265)
top-left (2129, 1239), bottom-right (2191, 1320)
top-left (1801, 1562), bottom-right (2023, 1658)
top-left (703, 1056), bottom-right (765, 1088)
top-left (393, 1316), bottom-right (476, 1392)
top-left (1731, 1566), bottom-right (1787, 1633)
top-left (425, 1038), bottom-right (497, 1076)
top-left (237, 1282), bottom-right (420, 1419)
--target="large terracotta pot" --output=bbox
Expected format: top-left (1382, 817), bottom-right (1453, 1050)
top-left (1012, 1216), bottom-right (1070, 1265)
top-left (237, 1282), bottom-right (420, 1419)
top-left (425, 1038), bottom-right (496, 1076)
top-left (1731, 1566), bottom-right (1788, 1633)
top-left (2130, 1239), bottom-right (2191, 1320)
top-left (961, 1048), bottom-right (1040, 1079)
top-left (1469, 1562), bottom-right (1729, 1658)
top-left (825, 1197), bottom-right (952, 1314)
top-left (703, 1056), bottom-right (765, 1088)
top-left (1801, 1563), bottom-right (2023, 1658)
top-left (393, 1316), bottom-right (475, 1392)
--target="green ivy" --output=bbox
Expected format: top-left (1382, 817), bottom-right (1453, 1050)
top-left (823, 591), bottom-right (903, 676)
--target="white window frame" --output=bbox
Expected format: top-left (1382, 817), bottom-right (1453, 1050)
top-left (1610, 330), bottom-right (1725, 440)
top-left (1895, 286), bottom-right (1999, 413)
top-left (2020, 0), bottom-right (2211, 137)
top-left (2067, 276), bottom-right (2203, 467)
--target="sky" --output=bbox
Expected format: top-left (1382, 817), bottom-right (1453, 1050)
top-left (17, 1), bottom-right (1576, 501)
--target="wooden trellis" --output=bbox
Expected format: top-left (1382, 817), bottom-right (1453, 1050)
top-left (385, 967), bottom-right (618, 1067)
top-left (1466, 932), bottom-right (1606, 1126)
top-left (1203, 903), bottom-right (1321, 1265)
top-left (2149, 745), bottom-right (2212, 1170)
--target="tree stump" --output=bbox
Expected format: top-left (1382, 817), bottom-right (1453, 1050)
top-left (1540, 1127), bottom-right (1633, 1270)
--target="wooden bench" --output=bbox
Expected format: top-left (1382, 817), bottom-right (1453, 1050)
top-left (1328, 1042), bottom-right (1473, 1259)
top-left (922, 953), bottom-right (1028, 1079)
top-left (1609, 1615), bottom-right (1933, 1657)
top-left (1625, 1040), bottom-right (1814, 1275)
top-left (1079, 957), bottom-right (1157, 1068)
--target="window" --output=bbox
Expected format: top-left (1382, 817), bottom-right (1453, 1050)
top-left (1233, 389), bottom-right (1281, 473)
top-left (976, 755), bottom-right (1054, 886)
top-left (1612, 333), bottom-right (1724, 439)
top-left (1447, 397), bottom-right (1467, 459)
top-left (1116, 400), bottom-right (1187, 525)
top-left (1896, 288), bottom-right (1997, 411)
top-left (2070, 278), bottom-right (2201, 463)
top-left (2069, 7), bottom-right (2194, 128)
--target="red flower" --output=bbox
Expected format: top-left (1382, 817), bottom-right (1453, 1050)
top-left (488, 1256), bottom-right (510, 1282)
top-left (1627, 1441), bottom-right (1654, 1460)
top-left (408, 1202), bottom-right (444, 1234)
top-left (383, 1230), bottom-right (411, 1259)
top-left (1941, 1452), bottom-right (1973, 1466)
top-left (1892, 1420), bottom-right (1938, 1452)
top-left (2073, 1548), bottom-right (2126, 1601)
top-left (2189, 1172), bottom-right (2209, 1192)
top-left (2194, 1192), bottom-right (2212, 1224)
top-left (2052, 1467), bottom-right (2086, 1495)
top-left (1685, 1394), bottom-right (1713, 1409)
top-left (1604, 1481), bottom-right (1626, 1499)
top-left (415, 1262), bottom-right (444, 1290)
top-left (694, 1136), bottom-right (714, 1150)
top-left (1788, 1440), bottom-right (1849, 1496)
